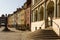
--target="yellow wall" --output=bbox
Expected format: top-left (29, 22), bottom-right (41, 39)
top-left (20, 9), bottom-right (25, 25)
top-left (8, 14), bottom-right (14, 26)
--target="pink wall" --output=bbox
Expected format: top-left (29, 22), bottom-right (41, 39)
top-left (25, 7), bottom-right (31, 27)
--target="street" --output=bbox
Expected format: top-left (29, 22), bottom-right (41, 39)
top-left (0, 27), bottom-right (60, 40)
top-left (0, 27), bottom-right (33, 40)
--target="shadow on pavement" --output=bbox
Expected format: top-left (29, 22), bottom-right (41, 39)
top-left (1, 28), bottom-right (15, 32)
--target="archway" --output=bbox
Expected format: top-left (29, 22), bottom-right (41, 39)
top-left (47, 1), bottom-right (54, 27)
top-left (34, 10), bottom-right (38, 21)
top-left (39, 6), bottom-right (44, 21)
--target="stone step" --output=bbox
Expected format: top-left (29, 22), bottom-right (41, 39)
top-left (28, 29), bottom-right (59, 39)
top-left (32, 36), bottom-right (60, 39)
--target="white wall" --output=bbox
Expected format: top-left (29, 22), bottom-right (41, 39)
top-left (53, 19), bottom-right (60, 36)
top-left (31, 20), bottom-right (45, 32)
top-left (31, 19), bottom-right (60, 36)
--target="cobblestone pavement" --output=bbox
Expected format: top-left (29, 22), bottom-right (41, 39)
top-left (0, 27), bottom-right (34, 40)
top-left (0, 27), bottom-right (60, 40)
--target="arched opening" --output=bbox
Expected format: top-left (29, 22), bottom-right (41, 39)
top-left (34, 10), bottom-right (38, 21)
top-left (47, 1), bottom-right (54, 27)
top-left (39, 6), bottom-right (44, 21)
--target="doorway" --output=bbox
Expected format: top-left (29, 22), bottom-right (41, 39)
top-left (47, 1), bottom-right (54, 27)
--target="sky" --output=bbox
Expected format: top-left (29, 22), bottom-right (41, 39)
top-left (0, 0), bottom-right (26, 16)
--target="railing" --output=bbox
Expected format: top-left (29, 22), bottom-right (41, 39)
top-left (40, 21), bottom-right (60, 28)
top-left (52, 21), bottom-right (60, 28)
top-left (52, 20), bottom-right (60, 36)
top-left (32, 0), bottom-right (44, 10)
top-left (34, 0), bottom-right (43, 5)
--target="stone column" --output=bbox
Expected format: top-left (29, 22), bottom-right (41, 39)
top-left (59, 0), bottom-right (60, 17)
top-left (57, 2), bottom-right (59, 18)
top-left (57, 0), bottom-right (60, 18)
top-left (44, 0), bottom-right (48, 28)
top-left (54, 0), bottom-right (57, 18)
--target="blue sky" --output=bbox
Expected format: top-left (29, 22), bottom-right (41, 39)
top-left (0, 0), bottom-right (26, 16)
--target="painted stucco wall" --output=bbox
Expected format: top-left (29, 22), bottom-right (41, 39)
top-left (31, 20), bottom-right (45, 32)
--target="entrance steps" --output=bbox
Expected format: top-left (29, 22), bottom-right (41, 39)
top-left (28, 27), bottom-right (60, 39)
top-left (45, 27), bottom-right (53, 30)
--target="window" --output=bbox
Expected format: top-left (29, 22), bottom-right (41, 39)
top-left (34, 10), bottom-right (37, 21)
top-left (38, 7), bottom-right (40, 21)
top-left (39, 7), bottom-right (43, 21)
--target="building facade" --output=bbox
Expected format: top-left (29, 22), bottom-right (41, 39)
top-left (19, 8), bottom-right (26, 30)
top-left (16, 8), bottom-right (21, 27)
top-left (31, 0), bottom-right (60, 36)
top-left (8, 14), bottom-right (15, 27)
top-left (13, 8), bottom-right (21, 28)
top-left (25, 0), bottom-right (31, 30)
